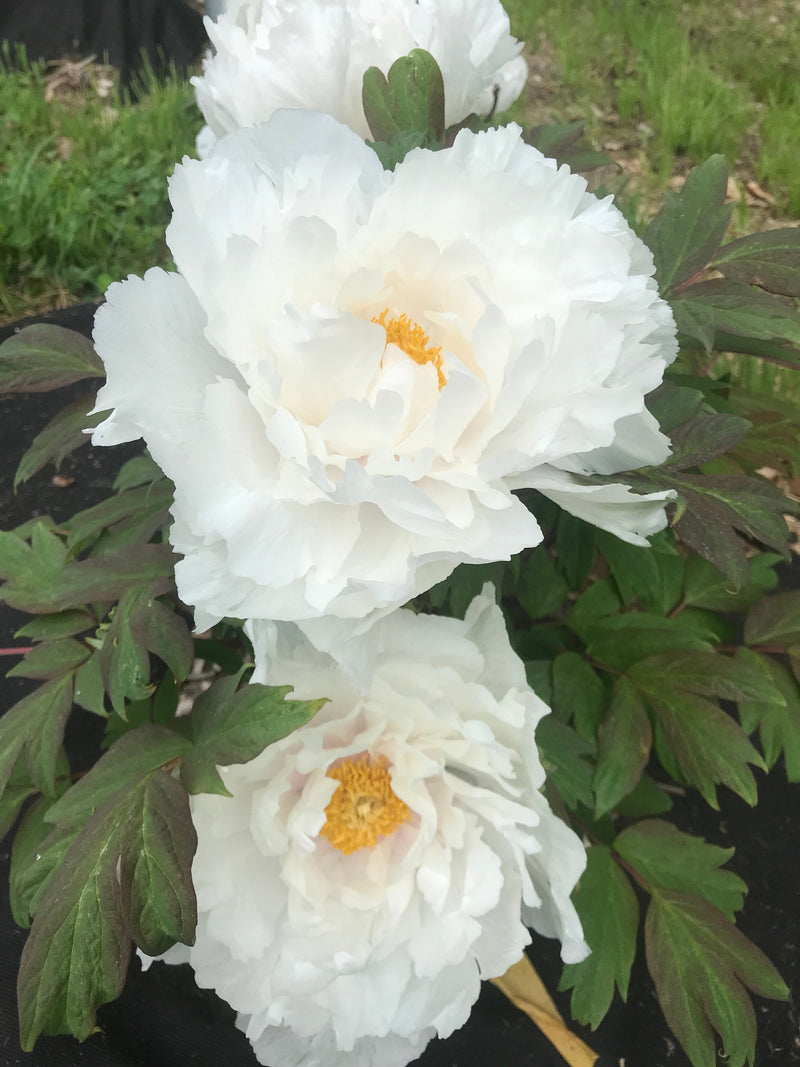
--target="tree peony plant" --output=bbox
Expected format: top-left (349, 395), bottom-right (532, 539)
top-left (91, 110), bottom-right (676, 638)
top-left (143, 588), bottom-right (588, 1067)
top-left (193, 0), bottom-right (528, 154)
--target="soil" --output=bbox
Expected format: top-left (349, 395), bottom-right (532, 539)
top-left (0, 304), bottom-right (798, 1067)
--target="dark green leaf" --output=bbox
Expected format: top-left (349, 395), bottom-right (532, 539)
top-left (745, 590), bottom-right (800, 648)
top-left (593, 678), bottom-right (651, 817)
top-left (73, 653), bottom-right (106, 716)
top-left (129, 595), bottom-right (193, 684)
top-left (100, 589), bottom-right (152, 715)
top-left (0, 324), bottom-right (103, 393)
top-left (673, 279), bottom-right (800, 359)
top-left (112, 453), bottom-right (163, 492)
top-left (193, 637), bottom-right (245, 676)
top-left (646, 691), bottom-right (763, 808)
top-left (367, 131), bottom-right (429, 171)
top-left (14, 394), bottom-right (106, 487)
top-left (566, 578), bottom-right (622, 643)
top-left (525, 120), bottom-right (612, 171)
top-left (66, 483), bottom-right (173, 551)
top-left (616, 820), bottom-right (746, 920)
top-left (0, 758), bottom-right (39, 843)
top-left (362, 49), bottom-right (445, 145)
top-left (45, 724), bottom-right (191, 829)
top-left (737, 651), bottom-right (800, 780)
top-left (15, 610), bottom-right (95, 642)
top-left (17, 769), bottom-right (197, 1048)
top-left (713, 228), bottom-right (800, 298)
top-left (646, 891), bottom-right (788, 1067)
top-left (681, 552), bottom-right (779, 611)
top-left (118, 770), bottom-right (197, 956)
top-left (661, 411), bottom-right (751, 470)
top-left (555, 511), bottom-right (596, 588)
top-left (647, 381), bottom-right (706, 434)
top-left (629, 648), bottom-right (786, 705)
top-left (586, 612), bottom-right (716, 671)
top-left (9, 778), bottom-right (72, 926)
top-left (535, 717), bottom-right (595, 810)
top-left (643, 155), bottom-right (731, 293)
top-left (614, 775), bottom-right (673, 817)
top-left (0, 675), bottom-right (74, 798)
top-left (517, 547), bottom-right (569, 620)
top-left (595, 530), bottom-right (683, 614)
top-left (552, 653), bottom-right (606, 741)
top-left (559, 846), bottom-right (638, 1028)
top-left (427, 562), bottom-right (504, 618)
top-left (8, 639), bottom-right (91, 681)
top-left (0, 526), bottom-right (175, 615)
top-left (669, 473), bottom-right (795, 589)
top-left (11, 821), bottom-right (77, 928)
top-left (181, 677), bottom-right (324, 795)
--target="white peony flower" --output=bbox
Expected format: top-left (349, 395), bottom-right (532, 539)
top-left (145, 589), bottom-right (588, 1067)
top-left (91, 110), bottom-right (676, 634)
top-left (193, 0), bottom-right (528, 152)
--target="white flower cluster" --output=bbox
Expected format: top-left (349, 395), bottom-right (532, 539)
top-left (97, 3), bottom-right (678, 1063)
top-left (194, 0), bottom-right (528, 153)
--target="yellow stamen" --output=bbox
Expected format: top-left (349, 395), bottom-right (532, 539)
top-left (373, 308), bottom-right (446, 389)
top-left (320, 754), bottom-right (410, 855)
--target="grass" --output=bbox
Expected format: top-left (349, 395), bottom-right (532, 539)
top-left (0, 49), bottom-right (199, 323)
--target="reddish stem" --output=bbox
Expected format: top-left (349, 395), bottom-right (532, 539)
top-left (0, 646), bottom-right (34, 656)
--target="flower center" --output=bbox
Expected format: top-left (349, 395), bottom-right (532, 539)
top-left (320, 754), bottom-right (410, 854)
top-left (373, 308), bottom-right (445, 389)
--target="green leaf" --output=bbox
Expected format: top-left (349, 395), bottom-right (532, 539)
top-left (100, 589), bottom-right (152, 715)
top-left (118, 770), bottom-right (197, 956)
top-left (593, 678), bottom-right (651, 817)
top-left (713, 228), bottom-right (800, 298)
top-left (15, 610), bottom-right (95, 642)
top-left (17, 769), bottom-right (196, 1048)
top-left (0, 525), bottom-right (175, 615)
top-left (566, 578), bottom-right (622, 643)
top-left (616, 820), bottom-right (746, 920)
top-left (535, 717), bottom-right (595, 810)
top-left (554, 511), bottom-right (596, 588)
top-left (672, 279), bottom-right (800, 359)
top-left (647, 381), bottom-right (706, 434)
top-left (559, 846), bottom-right (638, 1028)
top-left (586, 613), bottom-right (717, 672)
top-left (129, 594), bottom-right (194, 684)
top-left (0, 324), bottom-right (104, 393)
top-left (14, 394), bottom-right (107, 487)
top-left (737, 651), bottom-right (800, 780)
top-left (112, 453), bottom-right (163, 492)
top-left (73, 653), bottom-right (106, 716)
top-left (517, 547), bottom-right (569, 620)
top-left (647, 690), bottom-right (763, 808)
top-left (366, 131), bottom-right (429, 171)
top-left (181, 676), bottom-right (324, 795)
top-left (681, 552), bottom-right (779, 611)
top-left (645, 891), bottom-right (788, 1067)
top-left (8, 638), bottom-right (91, 680)
top-left (552, 652), bottom-right (606, 741)
top-left (10, 781), bottom-right (72, 927)
top-left (614, 775), bottom-right (672, 818)
top-left (0, 759), bottom-right (39, 843)
top-left (426, 562), bottom-right (504, 619)
top-left (630, 648), bottom-right (786, 705)
top-left (525, 120), bottom-right (612, 172)
top-left (66, 482), bottom-right (173, 551)
top-left (362, 49), bottom-right (445, 146)
top-left (595, 530), bottom-right (683, 615)
top-left (643, 155), bottom-right (731, 294)
top-left (0, 675), bottom-right (74, 798)
top-left (745, 590), bottom-right (800, 648)
top-left (45, 724), bottom-right (191, 829)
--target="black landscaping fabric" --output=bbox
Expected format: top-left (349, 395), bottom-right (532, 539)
top-left (1, 304), bottom-right (799, 1067)
top-left (0, 0), bottom-right (206, 86)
